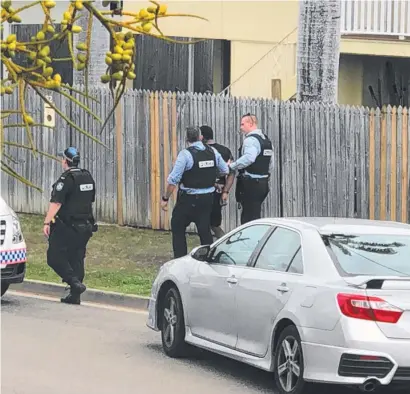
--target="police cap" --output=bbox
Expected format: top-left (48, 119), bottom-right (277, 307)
top-left (58, 147), bottom-right (80, 165)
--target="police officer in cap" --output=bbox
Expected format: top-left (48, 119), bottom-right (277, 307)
top-left (161, 127), bottom-right (230, 258)
top-left (230, 113), bottom-right (274, 224)
top-left (43, 147), bottom-right (97, 305)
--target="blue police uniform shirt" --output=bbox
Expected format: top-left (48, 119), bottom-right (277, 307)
top-left (230, 129), bottom-right (274, 178)
top-left (167, 141), bottom-right (229, 194)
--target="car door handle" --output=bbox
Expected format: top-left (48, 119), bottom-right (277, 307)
top-left (226, 277), bottom-right (238, 285)
top-left (277, 285), bottom-right (289, 293)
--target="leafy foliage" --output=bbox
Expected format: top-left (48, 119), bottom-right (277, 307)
top-left (1, 0), bottom-right (204, 189)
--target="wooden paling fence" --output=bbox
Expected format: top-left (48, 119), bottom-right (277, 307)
top-left (368, 107), bottom-right (408, 223)
top-left (1, 86), bottom-right (409, 232)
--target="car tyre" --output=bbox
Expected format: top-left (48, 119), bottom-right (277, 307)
top-left (1, 283), bottom-right (9, 297)
top-left (274, 325), bottom-right (312, 394)
top-left (161, 287), bottom-right (188, 358)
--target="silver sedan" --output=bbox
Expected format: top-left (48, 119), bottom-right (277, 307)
top-left (147, 218), bottom-right (410, 394)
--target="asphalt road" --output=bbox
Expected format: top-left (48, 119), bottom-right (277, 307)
top-left (0, 292), bottom-right (404, 394)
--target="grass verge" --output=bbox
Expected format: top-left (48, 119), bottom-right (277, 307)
top-left (19, 214), bottom-right (199, 297)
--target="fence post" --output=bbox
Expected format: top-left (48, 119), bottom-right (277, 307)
top-left (369, 108), bottom-right (375, 220)
top-left (390, 107), bottom-right (397, 221)
top-left (402, 108), bottom-right (409, 223)
top-left (380, 105), bottom-right (387, 220)
top-left (162, 92), bottom-right (170, 230)
top-left (150, 92), bottom-right (160, 230)
top-left (278, 101), bottom-right (284, 217)
top-left (171, 93), bottom-right (178, 204)
top-left (115, 98), bottom-right (124, 226)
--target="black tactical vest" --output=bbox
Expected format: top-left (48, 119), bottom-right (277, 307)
top-left (181, 145), bottom-right (217, 189)
top-left (57, 168), bottom-right (96, 223)
top-left (238, 134), bottom-right (272, 176)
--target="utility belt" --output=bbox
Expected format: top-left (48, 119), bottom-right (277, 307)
top-left (237, 169), bottom-right (270, 180)
top-left (55, 214), bottom-right (98, 234)
top-left (177, 188), bottom-right (214, 199)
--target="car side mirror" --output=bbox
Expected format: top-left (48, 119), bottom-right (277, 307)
top-left (191, 245), bottom-right (211, 262)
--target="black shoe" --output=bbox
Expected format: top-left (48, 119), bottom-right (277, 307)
top-left (61, 292), bottom-right (81, 305)
top-left (70, 278), bottom-right (86, 295)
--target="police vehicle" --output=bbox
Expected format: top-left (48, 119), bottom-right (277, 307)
top-left (0, 196), bottom-right (26, 297)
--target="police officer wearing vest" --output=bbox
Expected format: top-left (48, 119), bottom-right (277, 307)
top-left (161, 127), bottom-right (230, 258)
top-left (230, 113), bottom-right (273, 224)
top-left (43, 147), bottom-right (97, 305)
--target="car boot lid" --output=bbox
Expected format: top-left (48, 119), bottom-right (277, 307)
top-left (344, 275), bottom-right (410, 339)
top-left (344, 275), bottom-right (410, 289)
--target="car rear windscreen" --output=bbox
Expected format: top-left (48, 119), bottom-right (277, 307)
top-left (322, 233), bottom-right (410, 277)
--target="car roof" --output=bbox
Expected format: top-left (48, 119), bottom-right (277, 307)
top-left (253, 217), bottom-right (410, 234)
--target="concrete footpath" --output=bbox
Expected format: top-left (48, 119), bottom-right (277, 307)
top-left (12, 279), bottom-right (150, 310)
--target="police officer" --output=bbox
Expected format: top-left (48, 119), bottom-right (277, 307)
top-left (200, 125), bottom-right (235, 239)
top-left (230, 113), bottom-right (273, 224)
top-left (161, 127), bottom-right (230, 258)
top-left (43, 147), bottom-right (97, 305)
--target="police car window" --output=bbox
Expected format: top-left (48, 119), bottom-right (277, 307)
top-left (210, 225), bottom-right (270, 266)
top-left (254, 227), bottom-right (301, 272)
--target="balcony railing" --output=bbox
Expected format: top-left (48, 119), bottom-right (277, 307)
top-left (341, 0), bottom-right (410, 37)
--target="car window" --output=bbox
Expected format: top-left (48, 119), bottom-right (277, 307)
top-left (254, 227), bottom-right (302, 272)
top-left (322, 233), bottom-right (410, 277)
top-left (209, 225), bottom-right (271, 266)
top-left (287, 248), bottom-right (304, 274)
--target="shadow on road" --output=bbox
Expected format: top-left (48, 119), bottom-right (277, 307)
top-left (1, 297), bottom-right (16, 306)
top-left (146, 343), bottom-right (364, 394)
top-left (146, 343), bottom-right (274, 392)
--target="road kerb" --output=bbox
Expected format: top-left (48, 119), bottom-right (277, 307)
top-left (12, 279), bottom-right (150, 310)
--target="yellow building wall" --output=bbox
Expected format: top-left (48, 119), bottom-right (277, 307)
top-left (230, 40), bottom-right (297, 99)
top-left (125, 1), bottom-right (299, 42)
top-left (125, 1), bottom-right (299, 99)
top-left (125, 1), bottom-right (410, 102)
top-left (341, 38), bottom-right (410, 58)
top-left (337, 55), bottom-right (364, 106)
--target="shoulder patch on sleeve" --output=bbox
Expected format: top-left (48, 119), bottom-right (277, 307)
top-left (56, 182), bottom-right (64, 191)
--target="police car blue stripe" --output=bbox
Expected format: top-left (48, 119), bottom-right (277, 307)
top-left (0, 248), bottom-right (27, 264)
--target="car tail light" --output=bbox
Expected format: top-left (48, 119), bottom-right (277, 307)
top-left (359, 355), bottom-right (381, 361)
top-left (337, 293), bottom-right (403, 324)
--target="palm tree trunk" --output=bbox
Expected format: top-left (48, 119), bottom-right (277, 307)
top-left (296, 0), bottom-right (341, 104)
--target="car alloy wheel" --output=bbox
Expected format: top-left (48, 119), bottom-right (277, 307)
top-left (163, 294), bottom-right (178, 348)
top-left (160, 287), bottom-right (188, 358)
top-left (277, 335), bottom-right (302, 393)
